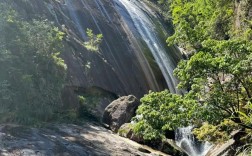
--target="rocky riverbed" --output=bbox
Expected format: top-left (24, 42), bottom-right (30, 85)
top-left (0, 123), bottom-right (168, 156)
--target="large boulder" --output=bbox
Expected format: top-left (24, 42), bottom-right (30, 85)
top-left (102, 95), bottom-right (140, 132)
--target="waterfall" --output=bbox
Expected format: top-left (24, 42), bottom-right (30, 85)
top-left (114, 1), bottom-right (211, 155)
top-left (114, 0), bottom-right (181, 94)
top-left (175, 126), bottom-right (212, 156)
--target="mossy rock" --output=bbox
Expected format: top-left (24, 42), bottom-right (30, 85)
top-left (161, 139), bottom-right (187, 156)
top-left (119, 123), bottom-right (187, 156)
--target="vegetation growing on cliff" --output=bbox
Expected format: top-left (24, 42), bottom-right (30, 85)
top-left (0, 2), bottom-right (66, 124)
top-left (83, 28), bottom-right (103, 52)
top-left (135, 0), bottom-right (252, 147)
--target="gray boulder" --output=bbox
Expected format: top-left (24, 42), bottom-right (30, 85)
top-left (102, 95), bottom-right (140, 132)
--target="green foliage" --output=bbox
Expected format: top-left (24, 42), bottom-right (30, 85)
top-left (0, 2), bottom-right (66, 124)
top-left (147, 0), bottom-right (172, 21)
top-left (237, 146), bottom-right (252, 156)
top-left (174, 38), bottom-right (252, 128)
top-left (55, 109), bottom-right (78, 122)
top-left (134, 0), bottom-right (252, 144)
top-left (171, 0), bottom-right (252, 131)
top-left (77, 95), bottom-right (99, 121)
top-left (118, 123), bottom-right (134, 137)
top-left (238, 101), bottom-right (252, 128)
top-left (193, 119), bottom-right (239, 143)
top-left (167, 0), bottom-right (234, 51)
top-left (133, 90), bottom-right (199, 140)
top-left (83, 28), bottom-right (103, 52)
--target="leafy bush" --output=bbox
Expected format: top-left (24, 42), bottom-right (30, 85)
top-left (133, 90), bottom-right (199, 140)
top-left (193, 120), bottom-right (239, 143)
top-left (0, 2), bottom-right (66, 124)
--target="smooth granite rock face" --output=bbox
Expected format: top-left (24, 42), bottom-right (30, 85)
top-left (8, 0), bottom-right (168, 100)
top-left (102, 95), bottom-right (140, 132)
top-left (0, 123), bottom-right (168, 156)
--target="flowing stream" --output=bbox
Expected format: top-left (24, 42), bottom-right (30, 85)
top-left (176, 126), bottom-right (212, 156)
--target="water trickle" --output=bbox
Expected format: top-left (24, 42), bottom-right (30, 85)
top-left (65, 0), bottom-right (87, 40)
top-left (175, 126), bottom-right (212, 156)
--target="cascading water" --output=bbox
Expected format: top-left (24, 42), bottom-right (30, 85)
top-left (114, 0), bottom-right (181, 94)
top-left (175, 126), bottom-right (212, 156)
top-left (115, 0), bottom-right (211, 155)
top-left (25, 0), bottom-right (212, 154)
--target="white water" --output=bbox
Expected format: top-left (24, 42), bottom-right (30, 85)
top-left (62, 0), bottom-right (211, 155)
top-left (115, 0), bottom-right (179, 93)
top-left (176, 126), bottom-right (212, 156)
top-left (114, 1), bottom-right (213, 155)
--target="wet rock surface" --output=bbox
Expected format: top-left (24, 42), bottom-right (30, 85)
top-left (0, 123), bottom-right (168, 156)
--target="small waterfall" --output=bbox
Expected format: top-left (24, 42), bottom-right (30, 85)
top-left (175, 126), bottom-right (212, 156)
